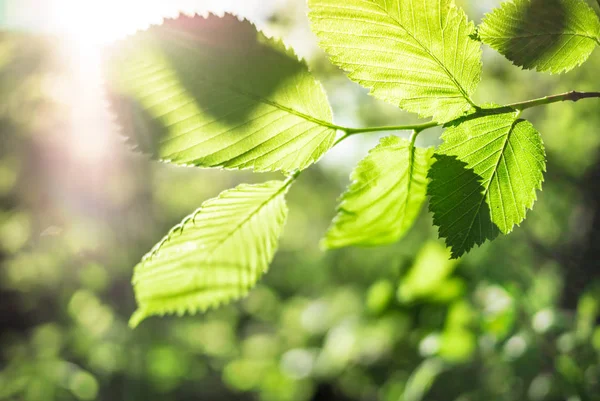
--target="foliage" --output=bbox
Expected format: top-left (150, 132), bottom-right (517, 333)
top-left (322, 135), bottom-right (433, 249)
top-left (429, 110), bottom-right (546, 257)
top-left (130, 181), bottom-right (290, 326)
top-left (479, 0), bottom-right (600, 73)
top-left (307, 0), bottom-right (482, 123)
top-left (2, 3), bottom-right (600, 399)
top-left (104, 14), bottom-right (336, 172)
top-left (101, 1), bottom-right (600, 326)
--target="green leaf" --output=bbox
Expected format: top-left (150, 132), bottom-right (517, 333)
top-left (322, 136), bottom-right (433, 249)
top-left (103, 13), bottom-right (336, 173)
top-left (403, 359), bottom-right (444, 401)
top-left (308, 0), bottom-right (482, 123)
top-left (428, 111), bottom-right (546, 258)
top-left (129, 181), bottom-right (289, 327)
top-left (397, 241), bottom-right (459, 303)
top-left (479, 0), bottom-right (600, 73)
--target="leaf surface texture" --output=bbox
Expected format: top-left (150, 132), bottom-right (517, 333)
top-left (479, 0), bottom-right (600, 73)
top-left (104, 14), bottom-right (336, 172)
top-left (130, 181), bottom-right (289, 327)
top-left (308, 0), bottom-right (482, 123)
top-left (428, 112), bottom-right (546, 257)
top-left (323, 136), bottom-right (433, 249)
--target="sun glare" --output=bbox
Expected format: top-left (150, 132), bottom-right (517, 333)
top-left (41, 0), bottom-right (194, 165)
top-left (45, 0), bottom-right (280, 50)
top-left (48, 0), bottom-right (180, 49)
top-left (34, 0), bottom-right (283, 167)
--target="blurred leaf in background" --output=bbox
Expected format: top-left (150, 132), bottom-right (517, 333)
top-left (1, 1), bottom-right (600, 401)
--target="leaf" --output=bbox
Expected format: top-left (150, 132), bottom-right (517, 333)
top-left (129, 181), bottom-right (289, 327)
top-left (428, 111), bottom-right (546, 258)
top-left (479, 0), bottom-right (600, 73)
top-left (322, 136), bottom-right (433, 249)
top-left (308, 0), bottom-right (482, 123)
top-left (403, 359), bottom-right (444, 401)
top-left (103, 13), bottom-right (336, 173)
top-left (397, 241), bottom-right (459, 303)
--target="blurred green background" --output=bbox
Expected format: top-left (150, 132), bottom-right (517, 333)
top-left (1, 1), bottom-right (600, 400)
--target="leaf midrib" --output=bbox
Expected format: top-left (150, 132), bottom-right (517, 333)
top-left (144, 183), bottom-right (287, 269)
top-left (457, 118), bottom-right (518, 251)
top-left (136, 284), bottom-right (245, 309)
top-left (368, 1), bottom-right (476, 107)
top-left (162, 27), bottom-right (339, 131)
top-left (485, 32), bottom-right (599, 42)
top-left (401, 138), bottom-right (418, 228)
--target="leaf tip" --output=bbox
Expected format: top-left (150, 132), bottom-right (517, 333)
top-left (319, 235), bottom-right (335, 251)
top-left (128, 309), bottom-right (147, 329)
top-left (448, 248), bottom-right (464, 260)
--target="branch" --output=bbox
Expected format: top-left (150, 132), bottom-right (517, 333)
top-left (505, 90), bottom-right (600, 111)
top-left (333, 90), bottom-right (600, 142)
top-left (344, 121), bottom-right (439, 135)
top-left (331, 121), bottom-right (438, 148)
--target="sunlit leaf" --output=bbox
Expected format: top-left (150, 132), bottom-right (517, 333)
top-left (428, 111), bottom-right (546, 258)
top-left (308, 0), bottom-right (482, 123)
top-left (130, 181), bottom-right (289, 327)
top-left (479, 0), bottom-right (600, 73)
top-left (403, 358), bottom-right (444, 401)
top-left (322, 136), bottom-right (433, 249)
top-left (104, 13), bottom-right (336, 172)
top-left (397, 241), bottom-right (459, 303)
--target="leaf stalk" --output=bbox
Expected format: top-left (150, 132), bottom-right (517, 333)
top-left (343, 121), bottom-right (439, 136)
top-left (505, 90), bottom-right (600, 111)
top-left (333, 90), bottom-right (600, 142)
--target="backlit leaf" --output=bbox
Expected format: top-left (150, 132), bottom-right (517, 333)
top-left (130, 181), bottom-right (289, 327)
top-left (479, 0), bottom-right (600, 73)
top-left (104, 13), bottom-right (336, 172)
top-left (322, 136), bottom-right (433, 249)
top-left (308, 0), bottom-right (482, 123)
top-left (428, 111), bottom-right (546, 258)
